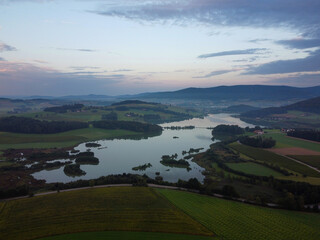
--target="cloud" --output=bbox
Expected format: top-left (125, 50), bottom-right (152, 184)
top-left (198, 48), bottom-right (266, 59)
top-left (0, 61), bottom-right (127, 96)
top-left (0, 42), bottom-right (17, 52)
top-left (193, 69), bottom-right (235, 78)
top-left (0, 57), bottom-right (5, 61)
top-left (94, 0), bottom-right (320, 37)
top-left (112, 69), bottom-right (133, 72)
top-left (265, 73), bottom-right (320, 87)
top-left (56, 48), bottom-right (97, 52)
top-left (276, 38), bottom-right (320, 49)
top-left (248, 39), bottom-right (271, 43)
top-left (245, 49), bottom-right (320, 74)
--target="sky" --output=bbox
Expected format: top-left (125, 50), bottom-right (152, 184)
top-left (0, 0), bottom-right (320, 96)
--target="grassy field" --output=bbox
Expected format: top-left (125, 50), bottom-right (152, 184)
top-left (263, 131), bottom-right (320, 152)
top-left (226, 162), bottom-right (283, 177)
top-left (288, 155), bottom-right (320, 169)
top-left (0, 127), bottom-right (141, 150)
top-left (229, 142), bottom-right (320, 178)
top-left (0, 187), bottom-right (212, 240)
top-left (39, 231), bottom-right (214, 240)
top-left (157, 189), bottom-right (320, 240)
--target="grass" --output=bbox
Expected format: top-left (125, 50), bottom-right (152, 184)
top-left (263, 131), bottom-right (320, 152)
top-left (288, 155), bottom-right (320, 169)
top-left (39, 231), bottom-right (214, 240)
top-left (226, 162), bottom-right (283, 177)
top-left (0, 187), bottom-right (212, 240)
top-left (229, 142), bottom-right (320, 178)
top-left (0, 127), bottom-right (140, 150)
top-left (157, 188), bottom-right (320, 240)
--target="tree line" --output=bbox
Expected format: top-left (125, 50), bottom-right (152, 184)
top-left (287, 129), bottom-right (320, 142)
top-left (44, 104), bottom-right (84, 113)
top-left (239, 136), bottom-right (276, 148)
top-left (92, 120), bottom-right (162, 133)
top-left (0, 116), bottom-right (88, 134)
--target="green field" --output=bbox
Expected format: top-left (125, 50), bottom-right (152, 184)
top-left (39, 231), bottom-right (213, 240)
top-left (229, 142), bottom-right (320, 178)
top-left (0, 187), bottom-right (212, 240)
top-left (157, 189), bottom-right (320, 240)
top-left (288, 155), bottom-right (320, 169)
top-left (263, 131), bottom-right (320, 152)
top-left (226, 162), bottom-right (283, 177)
top-left (0, 127), bottom-right (141, 150)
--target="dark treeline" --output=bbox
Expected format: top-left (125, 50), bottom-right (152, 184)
top-left (212, 124), bottom-right (245, 135)
top-left (239, 136), bottom-right (276, 148)
top-left (0, 116), bottom-right (88, 134)
top-left (92, 120), bottom-right (162, 133)
top-left (44, 104), bottom-right (84, 113)
top-left (287, 129), bottom-right (320, 142)
top-left (111, 100), bottom-right (158, 106)
top-left (102, 111), bottom-right (118, 121)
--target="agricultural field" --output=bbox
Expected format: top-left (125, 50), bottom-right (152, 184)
top-left (39, 231), bottom-right (213, 240)
top-left (226, 162), bottom-right (283, 177)
top-left (0, 187), bottom-right (213, 240)
top-left (288, 155), bottom-right (320, 169)
top-left (0, 127), bottom-right (140, 150)
top-left (229, 142), bottom-right (320, 178)
top-left (158, 189), bottom-right (320, 240)
top-left (263, 130), bottom-right (320, 152)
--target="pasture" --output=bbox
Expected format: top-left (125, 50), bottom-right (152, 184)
top-left (158, 189), bottom-right (320, 240)
top-left (263, 131), bottom-right (320, 152)
top-left (0, 187), bottom-right (212, 240)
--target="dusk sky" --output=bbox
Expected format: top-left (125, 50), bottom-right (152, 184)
top-left (0, 0), bottom-right (320, 96)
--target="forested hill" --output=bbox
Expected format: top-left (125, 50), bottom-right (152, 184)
top-left (137, 85), bottom-right (320, 101)
top-left (241, 96), bottom-right (320, 118)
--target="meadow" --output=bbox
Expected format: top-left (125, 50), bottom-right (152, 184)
top-left (0, 187), bottom-right (212, 240)
top-left (226, 162), bottom-right (283, 177)
top-left (229, 142), bottom-right (320, 178)
top-left (157, 189), bottom-right (320, 240)
top-left (263, 130), bottom-right (320, 152)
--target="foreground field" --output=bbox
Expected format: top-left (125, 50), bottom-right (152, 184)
top-left (157, 189), bottom-right (320, 240)
top-left (39, 231), bottom-right (213, 240)
top-left (0, 187), bottom-right (212, 240)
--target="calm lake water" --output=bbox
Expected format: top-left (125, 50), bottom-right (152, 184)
top-left (32, 114), bottom-right (254, 183)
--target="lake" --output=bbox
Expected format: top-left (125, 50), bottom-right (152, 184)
top-left (32, 114), bottom-right (254, 183)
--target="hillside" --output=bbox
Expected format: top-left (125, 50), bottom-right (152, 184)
top-left (240, 97), bottom-right (320, 128)
top-left (136, 85), bottom-right (320, 102)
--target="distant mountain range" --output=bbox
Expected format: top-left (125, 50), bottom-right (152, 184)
top-left (2, 85), bottom-right (320, 103)
top-left (136, 85), bottom-right (320, 102)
